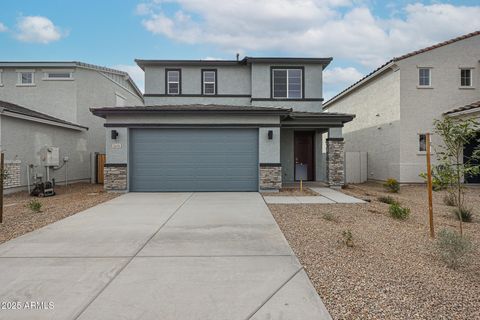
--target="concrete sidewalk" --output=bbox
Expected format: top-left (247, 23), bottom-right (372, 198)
top-left (0, 192), bottom-right (331, 320)
top-left (264, 187), bottom-right (365, 204)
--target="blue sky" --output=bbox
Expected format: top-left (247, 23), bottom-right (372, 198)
top-left (1, 0), bottom-right (479, 99)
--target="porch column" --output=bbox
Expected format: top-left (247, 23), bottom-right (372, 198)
top-left (258, 127), bottom-right (282, 191)
top-left (326, 128), bottom-right (345, 188)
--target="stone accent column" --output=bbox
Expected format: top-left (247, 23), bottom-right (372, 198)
top-left (4, 160), bottom-right (21, 189)
top-left (326, 138), bottom-right (345, 188)
top-left (259, 163), bottom-right (282, 191)
top-left (104, 164), bottom-right (127, 191)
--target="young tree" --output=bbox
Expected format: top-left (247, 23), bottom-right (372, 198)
top-left (433, 117), bottom-right (480, 235)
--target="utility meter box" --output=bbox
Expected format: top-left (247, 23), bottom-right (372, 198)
top-left (45, 147), bottom-right (60, 166)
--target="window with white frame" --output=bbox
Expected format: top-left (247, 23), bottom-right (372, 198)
top-left (202, 70), bottom-right (216, 95)
top-left (18, 71), bottom-right (35, 85)
top-left (272, 68), bottom-right (302, 99)
top-left (460, 68), bottom-right (472, 87)
top-left (418, 68), bottom-right (431, 87)
top-left (44, 72), bottom-right (73, 80)
top-left (166, 69), bottom-right (181, 95)
top-left (419, 134), bottom-right (427, 152)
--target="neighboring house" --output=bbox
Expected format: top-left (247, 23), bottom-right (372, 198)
top-left (91, 57), bottom-right (355, 192)
top-left (323, 31), bottom-right (480, 183)
top-left (0, 62), bottom-right (143, 192)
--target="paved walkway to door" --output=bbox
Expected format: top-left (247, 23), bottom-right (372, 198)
top-left (264, 187), bottom-right (365, 204)
top-left (0, 192), bottom-right (331, 320)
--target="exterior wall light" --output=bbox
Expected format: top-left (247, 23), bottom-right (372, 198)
top-left (111, 130), bottom-right (119, 140)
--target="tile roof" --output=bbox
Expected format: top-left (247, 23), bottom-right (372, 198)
top-left (443, 101), bottom-right (480, 116)
top-left (0, 100), bottom-right (88, 130)
top-left (324, 30), bottom-right (480, 108)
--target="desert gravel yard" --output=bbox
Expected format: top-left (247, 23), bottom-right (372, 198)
top-left (269, 182), bottom-right (480, 320)
top-left (0, 183), bottom-right (119, 244)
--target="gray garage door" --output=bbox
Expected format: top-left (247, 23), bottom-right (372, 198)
top-left (129, 128), bottom-right (259, 192)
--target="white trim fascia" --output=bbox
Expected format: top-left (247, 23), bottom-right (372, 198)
top-left (323, 61), bottom-right (397, 108)
top-left (97, 71), bottom-right (141, 100)
top-left (1, 110), bottom-right (87, 131)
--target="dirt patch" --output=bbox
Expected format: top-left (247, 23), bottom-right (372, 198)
top-left (0, 183), bottom-right (119, 244)
top-left (269, 182), bottom-right (480, 320)
top-left (262, 187), bottom-right (318, 197)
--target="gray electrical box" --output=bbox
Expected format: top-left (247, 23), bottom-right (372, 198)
top-left (295, 164), bottom-right (308, 181)
top-left (45, 147), bottom-right (60, 166)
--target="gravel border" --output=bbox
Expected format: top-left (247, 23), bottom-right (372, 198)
top-left (269, 182), bottom-right (480, 319)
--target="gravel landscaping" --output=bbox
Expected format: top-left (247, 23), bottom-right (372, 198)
top-left (0, 183), bottom-right (119, 244)
top-left (269, 182), bottom-right (480, 320)
top-left (262, 187), bottom-right (318, 196)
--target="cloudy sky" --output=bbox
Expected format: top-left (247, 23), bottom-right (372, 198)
top-left (1, 0), bottom-right (479, 99)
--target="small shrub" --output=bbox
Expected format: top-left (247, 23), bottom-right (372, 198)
top-left (389, 203), bottom-right (410, 220)
top-left (383, 178), bottom-right (400, 193)
top-left (27, 199), bottom-right (42, 213)
top-left (378, 196), bottom-right (398, 205)
top-left (454, 207), bottom-right (473, 223)
top-left (443, 193), bottom-right (457, 207)
top-left (436, 228), bottom-right (473, 269)
top-left (342, 230), bottom-right (354, 247)
top-left (322, 212), bottom-right (337, 222)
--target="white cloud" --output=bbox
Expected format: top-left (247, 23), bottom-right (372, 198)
top-left (113, 64), bottom-right (145, 93)
top-left (16, 16), bottom-right (64, 44)
top-left (323, 67), bottom-right (363, 86)
top-left (0, 22), bottom-right (7, 32)
top-left (138, 1), bottom-right (480, 68)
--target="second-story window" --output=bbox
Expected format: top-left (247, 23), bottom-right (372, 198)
top-left (166, 69), bottom-right (181, 95)
top-left (418, 68), bottom-right (431, 87)
top-left (18, 71), bottom-right (35, 85)
top-left (460, 68), bottom-right (472, 87)
top-left (202, 70), bottom-right (216, 95)
top-left (272, 68), bottom-right (302, 99)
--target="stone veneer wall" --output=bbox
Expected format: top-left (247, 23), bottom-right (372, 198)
top-left (104, 164), bottom-right (127, 191)
top-left (259, 164), bottom-right (282, 191)
top-left (326, 139), bottom-right (345, 187)
top-left (4, 160), bottom-right (21, 189)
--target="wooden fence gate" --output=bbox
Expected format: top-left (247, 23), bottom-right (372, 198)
top-left (97, 154), bottom-right (106, 184)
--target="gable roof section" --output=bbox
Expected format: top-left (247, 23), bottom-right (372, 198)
top-left (0, 61), bottom-right (143, 99)
top-left (323, 30), bottom-right (480, 109)
top-left (0, 100), bottom-right (88, 131)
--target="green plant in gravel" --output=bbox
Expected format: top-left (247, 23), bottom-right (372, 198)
top-left (378, 196), bottom-right (398, 205)
top-left (322, 212), bottom-right (337, 222)
top-left (383, 178), bottom-right (400, 193)
top-left (443, 193), bottom-right (457, 207)
top-left (342, 230), bottom-right (354, 247)
top-left (431, 117), bottom-right (480, 235)
top-left (389, 203), bottom-right (410, 220)
top-left (27, 199), bottom-right (42, 213)
top-left (436, 228), bottom-right (473, 269)
top-left (453, 207), bottom-right (473, 223)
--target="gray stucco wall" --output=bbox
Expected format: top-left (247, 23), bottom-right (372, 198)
top-left (1, 116), bottom-right (89, 187)
top-left (397, 34), bottom-right (480, 182)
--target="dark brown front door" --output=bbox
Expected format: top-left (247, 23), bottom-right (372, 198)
top-left (294, 131), bottom-right (315, 181)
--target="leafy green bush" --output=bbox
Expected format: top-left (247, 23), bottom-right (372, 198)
top-left (378, 196), bottom-right (398, 205)
top-left (342, 230), bottom-right (354, 247)
top-left (436, 228), bottom-right (473, 269)
top-left (27, 199), bottom-right (42, 213)
top-left (389, 203), bottom-right (410, 220)
top-left (383, 178), bottom-right (400, 193)
top-left (454, 207), bottom-right (473, 223)
top-left (443, 193), bottom-right (457, 207)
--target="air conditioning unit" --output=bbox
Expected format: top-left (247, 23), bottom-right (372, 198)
top-left (45, 147), bottom-right (60, 167)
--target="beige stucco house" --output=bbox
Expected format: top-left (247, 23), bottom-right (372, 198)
top-left (323, 31), bottom-right (480, 184)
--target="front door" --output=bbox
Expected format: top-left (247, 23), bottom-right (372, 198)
top-left (464, 132), bottom-right (480, 184)
top-left (294, 131), bottom-right (315, 181)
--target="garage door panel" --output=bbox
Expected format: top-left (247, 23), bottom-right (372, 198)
top-left (130, 129), bottom-right (259, 191)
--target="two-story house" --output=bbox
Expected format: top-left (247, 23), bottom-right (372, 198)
top-left (91, 57), bottom-right (355, 192)
top-left (0, 62), bottom-right (143, 192)
top-left (323, 31), bottom-right (480, 184)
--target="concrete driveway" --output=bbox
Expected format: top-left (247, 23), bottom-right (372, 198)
top-left (0, 192), bottom-right (330, 320)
